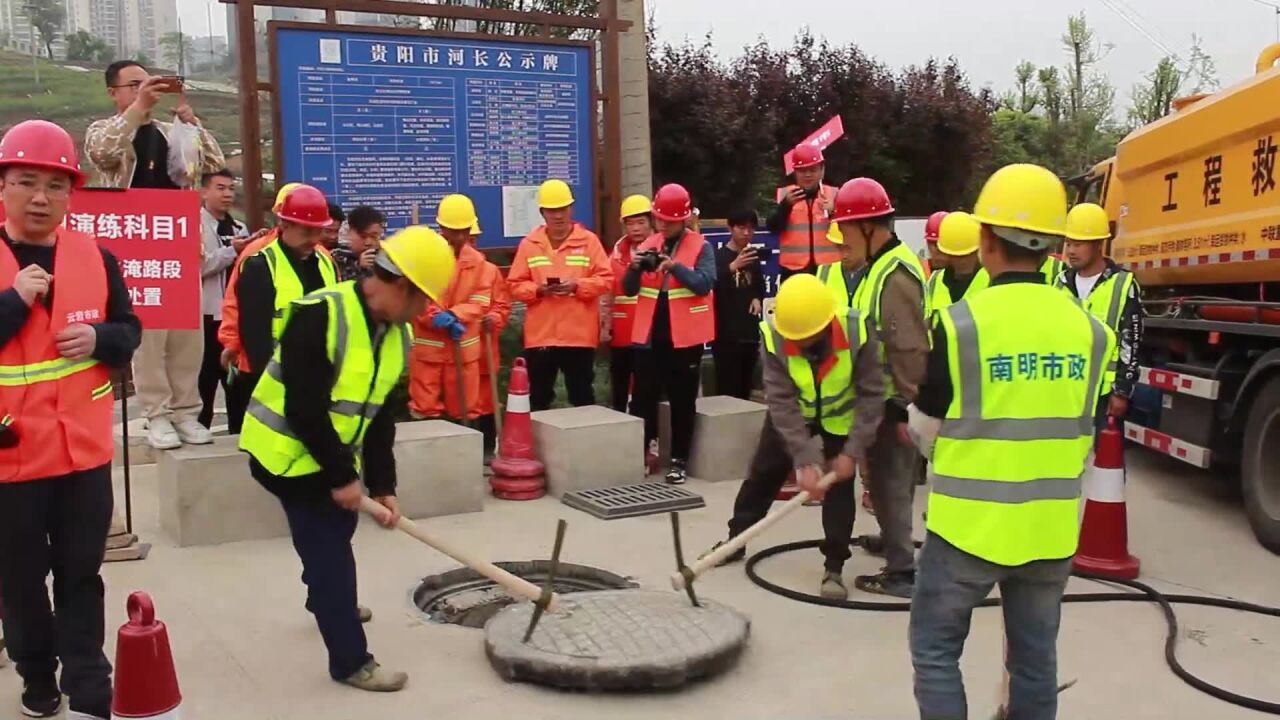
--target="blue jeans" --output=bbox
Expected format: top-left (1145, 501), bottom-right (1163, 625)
top-left (281, 498), bottom-right (372, 681)
top-left (909, 532), bottom-right (1071, 720)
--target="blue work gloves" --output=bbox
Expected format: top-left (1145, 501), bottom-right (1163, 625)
top-left (431, 310), bottom-right (466, 340)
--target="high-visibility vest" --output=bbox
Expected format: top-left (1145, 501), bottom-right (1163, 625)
top-left (239, 282), bottom-right (408, 478)
top-left (1041, 255), bottom-right (1066, 286)
top-left (927, 282), bottom-right (1115, 566)
top-left (630, 231), bottom-right (715, 348)
top-left (0, 229), bottom-right (114, 483)
top-left (257, 239), bottom-right (338, 343)
top-left (817, 261), bottom-right (854, 312)
top-left (925, 267), bottom-right (990, 319)
top-left (760, 308), bottom-right (867, 437)
top-left (609, 237), bottom-right (639, 349)
top-left (776, 184), bottom-right (839, 270)
top-left (1059, 269), bottom-right (1137, 391)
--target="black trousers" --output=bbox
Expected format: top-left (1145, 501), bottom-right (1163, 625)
top-left (609, 345), bottom-right (636, 413)
top-left (224, 369), bottom-right (256, 435)
top-left (475, 414), bottom-right (497, 456)
top-left (632, 344), bottom-right (703, 462)
top-left (198, 315), bottom-right (229, 428)
top-left (713, 341), bottom-right (759, 400)
top-left (728, 415), bottom-right (856, 573)
top-left (525, 346), bottom-right (596, 411)
top-left (281, 498), bottom-right (372, 681)
top-left (0, 465), bottom-right (114, 717)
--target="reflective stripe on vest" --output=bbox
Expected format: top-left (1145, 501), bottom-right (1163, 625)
top-left (239, 282), bottom-right (408, 478)
top-left (759, 308), bottom-right (866, 437)
top-left (817, 262), bottom-right (852, 311)
top-left (260, 241), bottom-right (338, 342)
top-left (926, 283), bottom-right (1115, 566)
top-left (848, 243), bottom-right (926, 398)
top-left (777, 185), bottom-right (840, 270)
top-left (0, 356), bottom-right (98, 386)
top-left (1078, 270), bottom-right (1135, 388)
top-left (630, 231), bottom-right (715, 348)
top-left (1041, 255), bottom-right (1066, 286)
top-left (925, 267), bottom-right (990, 320)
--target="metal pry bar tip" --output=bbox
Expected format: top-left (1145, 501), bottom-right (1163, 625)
top-left (670, 512), bottom-right (700, 607)
top-left (523, 518), bottom-right (567, 643)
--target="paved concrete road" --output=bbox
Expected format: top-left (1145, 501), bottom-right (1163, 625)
top-left (2, 446), bottom-right (1277, 719)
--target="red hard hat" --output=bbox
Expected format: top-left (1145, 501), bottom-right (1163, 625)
top-left (0, 120), bottom-right (86, 188)
top-left (652, 183), bottom-right (693, 222)
top-left (792, 143), bottom-right (825, 170)
top-left (276, 185), bottom-right (333, 228)
top-left (831, 177), bottom-right (895, 222)
top-left (924, 211), bottom-right (949, 241)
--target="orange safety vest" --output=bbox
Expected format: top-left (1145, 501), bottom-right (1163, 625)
top-left (609, 236), bottom-right (640, 349)
top-left (776, 184), bottom-right (839, 271)
top-left (630, 231), bottom-right (715, 349)
top-left (411, 243), bottom-right (499, 365)
top-left (508, 224), bottom-right (612, 349)
top-left (0, 229), bottom-right (114, 483)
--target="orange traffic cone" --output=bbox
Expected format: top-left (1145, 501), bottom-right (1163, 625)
top-left (489, 357), bottom-right (545, 500)
top-left (112, 592), bottom-right (181, 719)
top-left (1074, 418), bottom-right (1141, 579)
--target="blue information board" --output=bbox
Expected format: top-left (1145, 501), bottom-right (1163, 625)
top-left (274, 25), bottom-right (595, 247)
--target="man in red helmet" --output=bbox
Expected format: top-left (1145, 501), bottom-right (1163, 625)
top-left (923, 210), bottom-right (949, 274)
top-left (0, 120), bottom-right (142, 719)
top-left (816, 177), bottom-right (930, 599)
top-left (621, 184), bottom-right (716, 484)
top-left (767, 143), bottom-right (839, 281)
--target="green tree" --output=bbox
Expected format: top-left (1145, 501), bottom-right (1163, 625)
top-left (159, 32), bottom-right (193, 75)
top-left (1127, 36), bottom-right (1220, 128)
top-left (66, 29), bottom-right (110, 62)
top-left (136, 51), bottom-right (152, 66)
top-left (427, 0), bottom-right (599, 39)
top-left (22, 0), bottom-right (65, 60)
top-left (1060, 12), bottom-right (1117, 173)
top-left (1002, 60), bottom-right (1040, 113)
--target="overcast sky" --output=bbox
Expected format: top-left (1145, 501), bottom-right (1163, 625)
top-left (179, 0), bottom-right (1280, 109)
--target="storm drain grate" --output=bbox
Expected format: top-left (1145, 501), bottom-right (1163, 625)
top-left (562, 482), bottom-right (705, 520)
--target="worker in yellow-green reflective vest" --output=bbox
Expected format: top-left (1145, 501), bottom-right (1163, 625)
top-left (907, 164), bottom-right (1115, 720)
top-left (239, 226), bottom-right (456, 694)
top-left (924, 211), bottom-right (990, 319)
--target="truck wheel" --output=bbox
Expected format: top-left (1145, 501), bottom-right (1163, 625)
top-left (1242, 376), bottom-right (1280, 554)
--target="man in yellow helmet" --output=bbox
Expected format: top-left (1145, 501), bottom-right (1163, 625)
top-left (711, 274), bottom-right (884, 599)
top-left (605, 195), bottom-right (653, 427)
top-left (924, 211), bottom-right (989, 318)
top-left (907, 164), bottom-right (1115, 720)
top-left (239, 227), bottom-right (455, 693)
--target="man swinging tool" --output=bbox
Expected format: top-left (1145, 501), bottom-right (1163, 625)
top-left (708, 273), bottom-right (884, 600)
top-left (239, 226), bottom-right (455, 692)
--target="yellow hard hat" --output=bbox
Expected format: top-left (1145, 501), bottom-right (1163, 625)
top-left (538, 179), bottom-right (574, 209)
top-left (437, 193), bottom-right (478, 231)
top-left (471, 220), bottom-right (482, 235)
top-left (936, 211), bottom-right (981, 256)
top-left (971, 163), bottom-right (1068, 251)
top-left (1065, 202), bottom-right (1110, 241)
top-left (620, 194), bottom-right (652, 219)
top-left (376, 226), bottom-right (456, 302)
top-left (272, 182), bottom-right (303, 213)
top-left (773, 273), bottom-right (836, 341)
top-left (827, 221), bottom-right (844, 244)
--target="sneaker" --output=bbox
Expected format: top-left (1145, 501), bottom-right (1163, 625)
top-left (21, 676), bottom-right (61, 718)
top-left (645, 439), bottom-right (660, 476)
top-left (145, 417), bottom-right (181, 450)
top-left (665, 459), bottom-right (687, 485)
top-left (342, 659), bottom-right (408, 692)
top-left (173, 419), bottom-right (213, 445)
top-left (358, 605), bottom-right (373, 623)
top-left (820, 572), bottom-right (848, 600)
top-left (700, 540), bottom-right (745, 567)
top-left (854, 570), bottom-right (915, 598)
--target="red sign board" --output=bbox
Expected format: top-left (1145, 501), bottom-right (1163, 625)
top-left (0, 189), bottom-right (202, 330)
top-left (782, 115), bottom-right (846, 174)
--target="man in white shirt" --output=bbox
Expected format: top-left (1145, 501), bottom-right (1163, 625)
top-left (198, 170), bottom-right (249, 429)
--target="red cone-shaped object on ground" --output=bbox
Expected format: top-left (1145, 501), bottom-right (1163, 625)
top-left (1074, 418), bottom-right (1141, 579)
top-left (490, 357), bottom-right (545, 499)
top-left (112, 591), bottom-right (182, 719)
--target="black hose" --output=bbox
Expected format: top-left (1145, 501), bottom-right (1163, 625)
top-left (744, 538), bottom-right (1280, 715)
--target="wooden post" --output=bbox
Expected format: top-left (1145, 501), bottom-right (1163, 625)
top-left (600, 0), bottom-right (622, 244)
top-left (236, 0), bottom-right (264, 229)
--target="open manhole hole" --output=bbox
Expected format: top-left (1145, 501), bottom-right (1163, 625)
top-left (413, 561), bottom-right (637, 629)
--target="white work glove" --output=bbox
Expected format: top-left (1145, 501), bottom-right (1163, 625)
top-left (907, 404), bottom-right (942, 461)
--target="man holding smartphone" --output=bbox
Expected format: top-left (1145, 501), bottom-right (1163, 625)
top-left (713, 208), bottom-right (765, 400)
top-left (766, 143), bottom-right (839, 281)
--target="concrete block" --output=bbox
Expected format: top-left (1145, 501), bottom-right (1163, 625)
top-left (659, 396), bottom-right (768, 482)
top-left (394, 420), bottom-right (485, 520)
top-left (157, 436), bottom-right (288, 547)
top-left (531, 406), bottom-right (644, 497)
top-left (114, 427), bottom-right (157, 467)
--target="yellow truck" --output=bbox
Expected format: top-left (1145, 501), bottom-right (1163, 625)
top-left (1073, 44), bottom-right (1280, 552)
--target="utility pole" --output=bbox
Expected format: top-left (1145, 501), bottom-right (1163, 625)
top-left (21, 2), bottom-right (39, 86)
top-left (1252, 0), bottom-right (1280, 44)
top-left (177, 18), bottom-right (185, 75)
top-left (205, 0), bottom-right (215, 72)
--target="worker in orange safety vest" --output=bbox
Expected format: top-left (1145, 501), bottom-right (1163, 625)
top-left (471, 219), bottom-right (510, 461)
top-left (0, 120), bottom-right (142, 720)
top-left (766, 143), bottom-right (839, 281)
top-left (409, 195), bottom-right (503, 426)
top-left (507, 179), bottom-right (612, 411)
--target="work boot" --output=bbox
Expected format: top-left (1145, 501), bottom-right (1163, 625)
top-left (145, 417), bottom-right (181, 450)
top-left (701, 540), bottom-right (745, 566)
top-left (358, 605), bottom-right (373, 623)
top-left (854, 570), bottom-right (915, 598)
top-left (820, 572), bottom-right (848, 601)
top-left (665, 459), bottom-right (687, 485)
top-left (342, 660), bottom-right (408, 693)
top-left (174, 419), bottom-right (213, 445)
top-left (21, 674), bottom-right (61, 717)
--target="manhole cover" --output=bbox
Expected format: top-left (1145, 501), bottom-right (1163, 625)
top-left (485, 589), bottom-right (750, 690)
top-left (562, 482), bottom-right (705, 520)
top-left (413, 561), bottom-right (636, 628)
